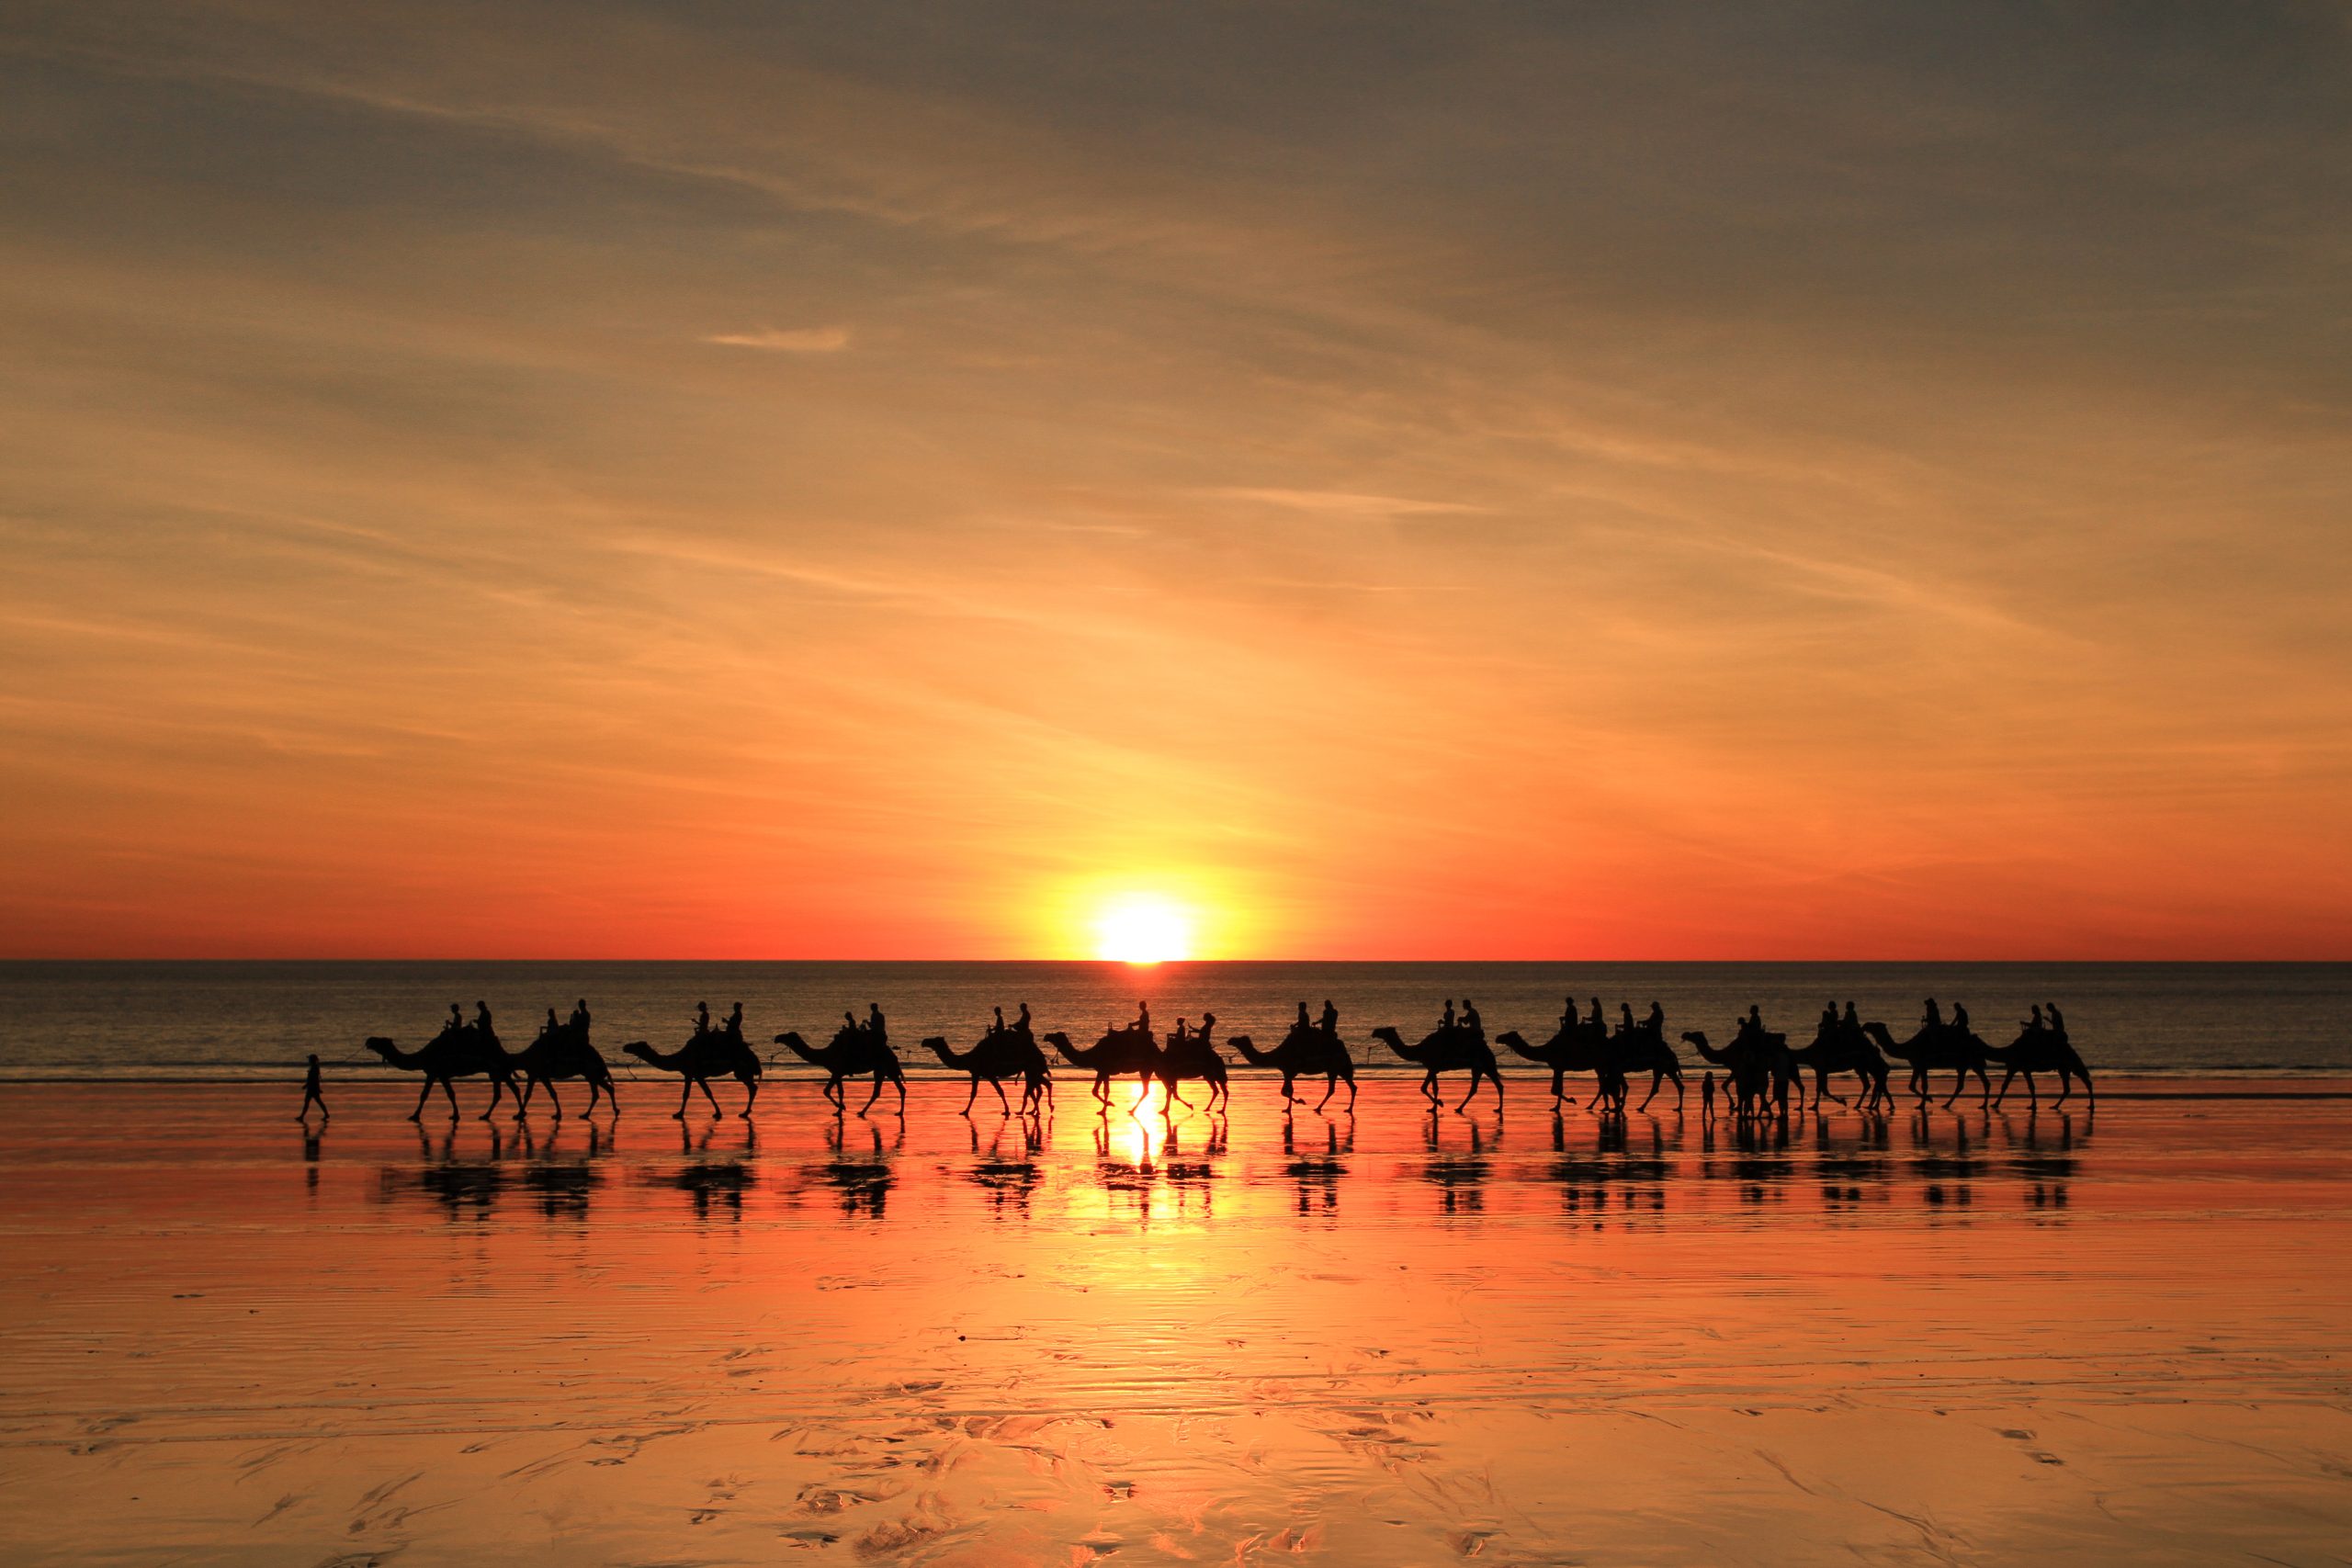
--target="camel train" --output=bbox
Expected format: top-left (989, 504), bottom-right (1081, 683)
top-left (355, 992), bottom-right (2089, 1122)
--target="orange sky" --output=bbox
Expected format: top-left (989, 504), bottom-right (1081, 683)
top-left (2, 4), bottom-right (2348, 959)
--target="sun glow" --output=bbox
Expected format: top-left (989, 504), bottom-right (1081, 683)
top-left (1091, 893), bottom-right (1195, 964)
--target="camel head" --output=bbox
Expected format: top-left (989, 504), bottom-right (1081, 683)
top-left (1679, 1030), bottom-right (1710, 1048)
top-left (1494, 1030), bottom-right (1528, 1051)
top-left (622, 1041), bottom-right (658, 1065)
top-left (1225, 1033), bottom-right (1267, 1064)
top-left (1368, 1025), bottom-right (1406, 1049)
top-left (772, 1031), bottom-right (803, 1050)
top-left (363, 1036), bottom-right (397, 1060)
top-left (921, 1035), bottom-right (955, 1061)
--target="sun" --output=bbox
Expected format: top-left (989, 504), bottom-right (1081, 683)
top-left (1091, 893), bottom-right (1195, 964)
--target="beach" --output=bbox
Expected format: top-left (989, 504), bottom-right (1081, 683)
top-left (2, 1081), bottom-right (2347, 1565)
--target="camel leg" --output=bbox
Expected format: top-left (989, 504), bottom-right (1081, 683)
top-left (1637, 1072), bottom-right (1662, 1112)
top-left (859, 1076), bottom-right (883, 1115)
top-left (1312, 1076), bottom-right (1333, 1111)
top-left (962, 1077), bottom-right (978, 1114)
top-left (1942, 1068), bottom-right (1967, 1109)
top-left (741, 1074), bottom-right (759, 1119)
top-left (694, 1076), bottom-right (719, 1119)
top-left (989, 1077), bottom-right (1009, 1113)
top-left (1342, 1075), bottom-right (1357, 1110)
top-left (1422, 1072), bottom-right (1440, 1106)
top-left (408, 1077), bottom-right (431, 1122)
top-left (672, 1077), bottom-right (692, 1119)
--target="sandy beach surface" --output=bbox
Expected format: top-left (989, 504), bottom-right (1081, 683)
top-left (2, 1080), bottom-right (2346, 1565)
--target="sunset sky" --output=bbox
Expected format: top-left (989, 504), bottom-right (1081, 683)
top-left (3, 3), bottom-right (2347, 959)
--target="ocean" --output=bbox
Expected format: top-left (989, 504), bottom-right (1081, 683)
top-left (0, 960), bottom-right (2345, 1080)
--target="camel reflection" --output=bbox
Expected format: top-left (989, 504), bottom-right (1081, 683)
top-left (1283, 1112), bottom-right (1351, 1218)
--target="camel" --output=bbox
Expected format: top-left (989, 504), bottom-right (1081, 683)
top-left (1044, 1027), bottom-right (1163, 1111)
top-left (774, 1024), bottom-right (904, 1115)
top-left (1369, 1024), bottom-right (1503, 1111)
top-left (1158, 1030), bottom-right (1230, 1111)
top-left (1497, 1025), bottom-right (1618, 1109)
top-left (512, 1018), bottom-right (619, 1119)
top-left (1680, 1029), bottom-right (1791, 1117)
top-left (922, 1032), bottom-right (1052, 1114)
top-left (1860, 1020), bottom-right (1994, 1108)
top-left (1786, 1016), bottom-right (1894, 1111)
top-left (627, 1029), bottom-right (763, 1119)
top-left (1985, 1021), bottom-right (2094, 1108)
top-left (1228, 1025), bottom-right (1356, 1110)
top-left (1600, 1016), bottom-right (1686, 1111)
top-left (365, 1023), bottom-right (526, 1122)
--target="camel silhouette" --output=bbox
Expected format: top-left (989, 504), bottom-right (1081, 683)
top-left (922, 1031), bottom-right (1053, 1114)
top-left (1497, 1025), bottom-right (1618, 1109)
top-left (1787, 1014), bottom-right (1894, 1111)
top-left (365, 1022), bottom-right (525, 1122)
top-left (512, 1017), bottom-right (619, 1119)
top-left (1860, 1019), bottom-right (1994, 1108)
top-left (1602, 1011), bottom-right (1686, 1111)
top-left (1986, 1019), bottom-right (2094, 1108)
top-left (1158, 1029), bottom-right (1230, 1111)
top-left (774, 1024), bottom-right (905, 1115)
top-left (1044, 1027), bottom-right (1163, 1112)
top-left (1679, 1029), bottom-right (1792, 1118)
top-left (1369, 1024), bottom-right (1503, 1111)
top-left (1229, 1024), bottom-right (1356, 1110)
top-left (627, 1029), bottom-right (763, 1119)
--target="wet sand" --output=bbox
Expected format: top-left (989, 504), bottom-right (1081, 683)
top-left (1, 1081), bottom-right (2346, 1565)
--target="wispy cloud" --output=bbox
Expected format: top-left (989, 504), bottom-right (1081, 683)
top-left (702, 325), bottom-right (851, 353)
top-left (1204, 489), bottom-right (1488, 520)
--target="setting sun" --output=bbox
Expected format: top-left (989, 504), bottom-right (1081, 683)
top-left (1091, 894), bottom-right (1195, 964)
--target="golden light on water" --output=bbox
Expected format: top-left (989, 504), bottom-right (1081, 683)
top-left (1091, 892), bottom-right (1196, 964)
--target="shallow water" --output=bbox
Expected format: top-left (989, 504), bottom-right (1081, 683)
top-left (2, 1082), bottom-right (2347, 1564)
top-left (3, 959), bottom-right (2350, 1078)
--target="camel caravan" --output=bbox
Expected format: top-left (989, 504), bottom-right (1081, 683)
top-left (346, 990), bottom-right (2091, 1123)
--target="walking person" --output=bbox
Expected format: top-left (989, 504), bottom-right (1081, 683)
top-left (298, 1053), bottom-right (328, 1122)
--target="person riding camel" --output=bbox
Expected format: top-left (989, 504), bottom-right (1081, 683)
top-left (1295, 1001), bottom-right (1313, 1037)
top-left (1441, 998), bottom-right (1456, 1033)
top-left (571, 998), bottom-right (591, 1032)
top-left (447, 1002), bottom-right (465, 1032)
top-left (867, 1003), bottom-right (888, 1044)
top-left (1014, 1002), bottom-right (1033, 1038)
top-left (695, 1001), bottom-right (712, 1036)
top-left (1738, 1004), bottom-right (1763, 1042)
top-left (1131, 1000), bottom-right (1150, 1036)
top-left (1461, 998), bottom-right (1484, 1043)
top-left (1562, 994), bottom-right (1578, 1032)
top-left (1843, 1000), bottom-right (1860, 1032)
top-left (1200, 1010), bottom-right (1217, 1043)
top-left (1951, 1001), bottom-right (1971, 1034)
top-left (1319, 999), bottom-right (1339, 1038)
top-left (2046, 1003), bottom-right (2066, 1038)
top-left (1622, 1002), bottom-right (1639, 1035)
top-left (991, 1005), bottom-right (1006, 1037)
top-left (1922, 998), bottom-right (1944, 1031)
top-left (2023, 1003), bottom-right (2045, 1032)
top-left (725, 1002), bottom-right (744, 1040)
top-left (542, 1007), bottom-right (560, 1038)
top-left (1589, 997), bottom-right (1606, 1032)
top-left (473, 1001), bottom-right (494, 1035)
top-left (1645, 1001), bottom-right (1665, 1034)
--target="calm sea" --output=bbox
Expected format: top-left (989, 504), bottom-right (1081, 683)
top-left (0, 961), bottom-right (2345, 1081)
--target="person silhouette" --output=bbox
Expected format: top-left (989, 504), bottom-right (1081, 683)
top-left (542, 1007), bottom-right (560, 1038)
top-left (1296, 1001), bottom-right (1313, 1036)
top-left (447, 1002), bottom-right (465, 1032)
top-left (1623, 1002), bottom-right (1639, 1034)
top-left (867, 1003), bottom-right (888, 1044)
top-left (725, 1001), bottom-right (744, 1039)
top-left (843, 1010), bottom-right (860, 1035)
top-left (1821, 1001), bottom-right (1839, 1032)
top-left (1645, 1001), bottom-right (1665, 1034)
top-left (1588, 997), bottom-right (1606, 1032)
top-left (1922, 998), bottom-right (1943, 1030)
top-left (2046, 1003), bottom-right (2066, 1037)
top-left (1441, 998), bottom-right (1456, 1033)
top-left (1014, 1002), bottom-right (1033, 1038)
top-left (1561, 994), bottom-right (1578, 1032)
top-left (1843, 1000), bottom-right (1860, 1032)
top-left (1200, 1010), bottom-right (1217, 1043)
top-left (1131, 1000), bottom-right (1149, 1035)
top-left (473, 1001), bottom-right (493, 1035)
top-left (572, 998), bottom-right (592, 1032)
top-left (1461, 998), bottom-right (1484, 1042)
top-left (695, 1001), bottom-right (712, 1035)
top-left (298, 1053), bottom-right (327, 1122)
top-left (2024, 1003), bottom-right (2045, 1032)
top-left (1319, 998), bottom-right (1339, 1037)
top-left (1951, 1001), bottom-right (1971, 1034)
top-left (1174, 1017), bottom-right (1191, 1043)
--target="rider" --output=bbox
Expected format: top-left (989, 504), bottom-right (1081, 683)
top-left (1622, 1002), bottom-right (1638, 1035)
top-left (1562, 994), bottom-right (1578, 1032)
top-left (695, 1001), bottom-right (712, 1035)
top-left (2046, 1003), bottom-right (2066, 1037)
top-left (1645, 1001), bottom-right (1665, 1034)
top-left (1739, 1004), bottom-right (1763, 1041)
top-left (1295, 1001), bottom-right (1313, 1036)
top-left (1843, 1000), bottom-right (1860, 1032)
top-left (1441, 998), bottom-right (1456, 1032)
top-left (1131, 1000), bottom-right (1150, 1036)
top-left (474, 1001), bottom-right (494, 1034)
top-left (991, 1006), bottom-right (1006, 1037)
top-left (1460, 998), bottom-right (1484, 1043)
top-left (1951, 1001), bottom-right (1971, 1034)
top-left (542, 1007), bottom-right (560, 1037)
top-left (447, 1002), bottom-right (465, 1032)
top-left (2023, 1003), bottom-right (2045, 1032)
top-left (725, 1002), bottom-right (744, 1039)
top-left (1319, 998), bottom-right (1340, 1038)
top-left (571, 998), bottom-right (591, 1032)
top-left (1200, 1010), bottom-right (1217, 1043)
top-left (867, 1003), bottom-right (888, 1044)
top-left (1589, 997), bottom-right (1606, 1032)
top-left (1014, 1002), bottom-right (1034, 1038)
top-left (1922, 998), bottom-right (1944, 1030)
